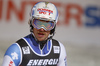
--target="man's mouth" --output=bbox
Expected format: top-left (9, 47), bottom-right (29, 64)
top-left (38, 33), bottom-right (45, 37)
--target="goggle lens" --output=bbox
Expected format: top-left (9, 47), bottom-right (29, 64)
top-left (32, 19), bottom-right (55, 31)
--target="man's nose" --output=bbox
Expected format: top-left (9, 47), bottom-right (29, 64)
top-left (39, 28), bottom-right (45, 31)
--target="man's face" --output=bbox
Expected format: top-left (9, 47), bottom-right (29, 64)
top-left (33, 28), bottom-right (50, 41)
top-left (32, 19), bottom-right (55, 41)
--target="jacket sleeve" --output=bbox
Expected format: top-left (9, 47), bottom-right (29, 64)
top-left (57, 42), bottom-right (67, 66)
top-left (2, 43), bottom-right (22, 66)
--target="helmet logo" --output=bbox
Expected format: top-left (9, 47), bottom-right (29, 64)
top-left (37, 8), bottom-right (53, 15)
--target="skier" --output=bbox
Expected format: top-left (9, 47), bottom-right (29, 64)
top-left (2, 1), bottom-right (67, 66)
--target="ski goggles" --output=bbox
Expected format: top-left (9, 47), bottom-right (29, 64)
top-left (32, 19), bottom-right (55, 31)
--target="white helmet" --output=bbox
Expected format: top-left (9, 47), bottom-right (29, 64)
top-left (30, 1), bottom-right (59, 23)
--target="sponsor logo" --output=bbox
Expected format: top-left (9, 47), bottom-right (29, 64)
top-left (53, 46), bottom-right (60, 54)
top-left (64, 56), bottom-right (67, 66)
top-left (22, 46), bottom-right (30, 54)
top-left (9, 61), bottom-right (13, 66)
top-left (37, 8), bottom-right (53, 15)
top-left (27, 59), bottom-right (58, 66)
top-left (11, 52), bottom-right (18, 60)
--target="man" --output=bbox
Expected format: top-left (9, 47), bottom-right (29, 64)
top-left (2, 1), bottom-right (67, 66)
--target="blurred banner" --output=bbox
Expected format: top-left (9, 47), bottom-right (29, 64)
top-left (0, 0), bottom-right (100, 46)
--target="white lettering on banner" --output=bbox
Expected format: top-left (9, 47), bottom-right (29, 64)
top-left (27, 59), bottom-right (58, 66)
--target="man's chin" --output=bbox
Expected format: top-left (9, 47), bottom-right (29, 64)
top-left (37, 38), bottom-right (45, 42)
